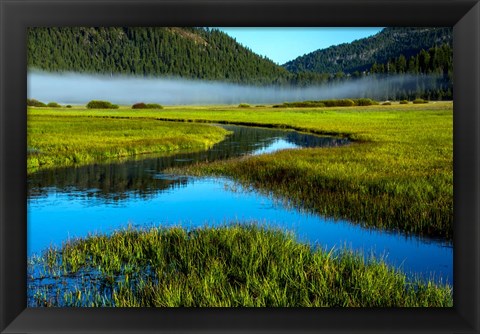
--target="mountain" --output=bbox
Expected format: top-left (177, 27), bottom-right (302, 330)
top-left (27, 27), bottom-right (453, 100)
top-left (27, 27), bottom-right (291, 85)
top-left (282, 27), bottom-right (453, 75)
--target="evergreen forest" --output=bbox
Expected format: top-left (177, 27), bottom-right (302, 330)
top-left (28, 27), bottom-right (453, 100)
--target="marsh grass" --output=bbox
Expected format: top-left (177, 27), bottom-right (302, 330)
top-left (28, 102), bottom-right (453, 238)
top-left (177, 145), bottom-right (452, 239)
top-left (27, 111), bottom-right (229, 173)
top-left (28, 224), bottom-right (452, 307)
top-left (160, 102), bottom-right (453, 239)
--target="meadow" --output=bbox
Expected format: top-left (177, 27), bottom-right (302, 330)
top-left (29, 102), bottom-right (452, 239)
top-left (163, 102), bottom-right (453, 239)
top-left (27, 110), bottom-right (230, 173)
top-left (28, 102), bottom-right (453, 306)
top-left (29, 224), bottom-right (452, 307)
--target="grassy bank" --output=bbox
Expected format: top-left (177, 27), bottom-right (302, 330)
top-left (28, 224), bottom-right (452, 307)
top-left (161, 102), bottom-right (453, 239)
top-left (28, 102), bottom-right (453, 239)
top-left (27, 110), bottom-right (230, 173)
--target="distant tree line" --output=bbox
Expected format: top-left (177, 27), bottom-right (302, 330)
top-left (367, 44), bottom-right (452, 100)
top-left (286, 44), bottom-right (453, 100)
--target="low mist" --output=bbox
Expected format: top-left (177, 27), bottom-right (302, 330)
top-left (28, 71), bottom-right (445, 105)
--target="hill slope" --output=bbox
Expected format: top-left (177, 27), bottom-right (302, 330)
top-left (28, 27), bottom-right (291, 85)
top-left (283, 27), bottom-right (452, 75)
top-left (28, 27), bottom-right (453, 100)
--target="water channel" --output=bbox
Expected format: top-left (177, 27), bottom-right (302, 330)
top-left (27, 124), bottom-right (453, 286)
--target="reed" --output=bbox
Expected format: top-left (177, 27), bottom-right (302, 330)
top-left (28, 224), bottom-right (452, 307)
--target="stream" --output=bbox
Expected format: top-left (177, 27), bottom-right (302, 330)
top-left (27, 124), bottom-right (452, 286)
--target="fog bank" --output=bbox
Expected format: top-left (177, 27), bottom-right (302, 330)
top-left (28, 71), bottom-right (444, 105)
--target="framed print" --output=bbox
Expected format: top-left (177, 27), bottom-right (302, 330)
top-left (1, 0), bottom-right (479, 333)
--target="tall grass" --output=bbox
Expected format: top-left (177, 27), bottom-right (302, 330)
top-left (160, 102), bottom-right (453, 239)
top-left (28, 224), bottom-right (452, 307)
top-left (27, 111), bottom-right (229, 173)
top-left (176, 144), bottom-right (452, 239)
top-left (28, 102), bottom-right (453, 239)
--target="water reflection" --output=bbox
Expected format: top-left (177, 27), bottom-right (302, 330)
top-left (27, 124), bottom-right (452, 284)
top-left (28, 177), bottom-right (453, 284)
top-left (28, 124), bottom-right (348, 202)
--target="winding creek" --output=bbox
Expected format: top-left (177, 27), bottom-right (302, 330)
top-left (27, 124), bottom-right (453, 288)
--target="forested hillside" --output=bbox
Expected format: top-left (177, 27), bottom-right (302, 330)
top-left (27, 27), bottom-right (291, 85)
top-left (28, 27), bottom-right (453, 99)
top-left (275, 42), bottom-right (453, 100)
top-left (283, 27), bottom-right (452, 75)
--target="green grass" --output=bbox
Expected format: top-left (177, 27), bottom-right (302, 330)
top-left (27, 109), bottom-right (230, 173)
top-left (159, 102), bottom-right (453, 239)
top-left (28, 224), bottom-right (452, 307)
top-left (28, 102), bottom-right (453, 239)
top-left (27, 103), bottom-right (453, 306)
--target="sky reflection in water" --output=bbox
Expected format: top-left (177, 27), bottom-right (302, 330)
top-left (27, 125), bottom-right (452, 284)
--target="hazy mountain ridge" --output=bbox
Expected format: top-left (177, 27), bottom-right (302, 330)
top-left (283, 27), bottom-right (453, 75)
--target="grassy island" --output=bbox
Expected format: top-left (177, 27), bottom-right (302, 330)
top-left (29, 225), bottom-right (452, 307)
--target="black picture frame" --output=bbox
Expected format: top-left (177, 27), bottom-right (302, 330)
top-left (1, 0), bottom-right (479, 333)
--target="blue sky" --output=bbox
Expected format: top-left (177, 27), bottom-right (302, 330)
top-left (217, 27), bottom-right (383, 65)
